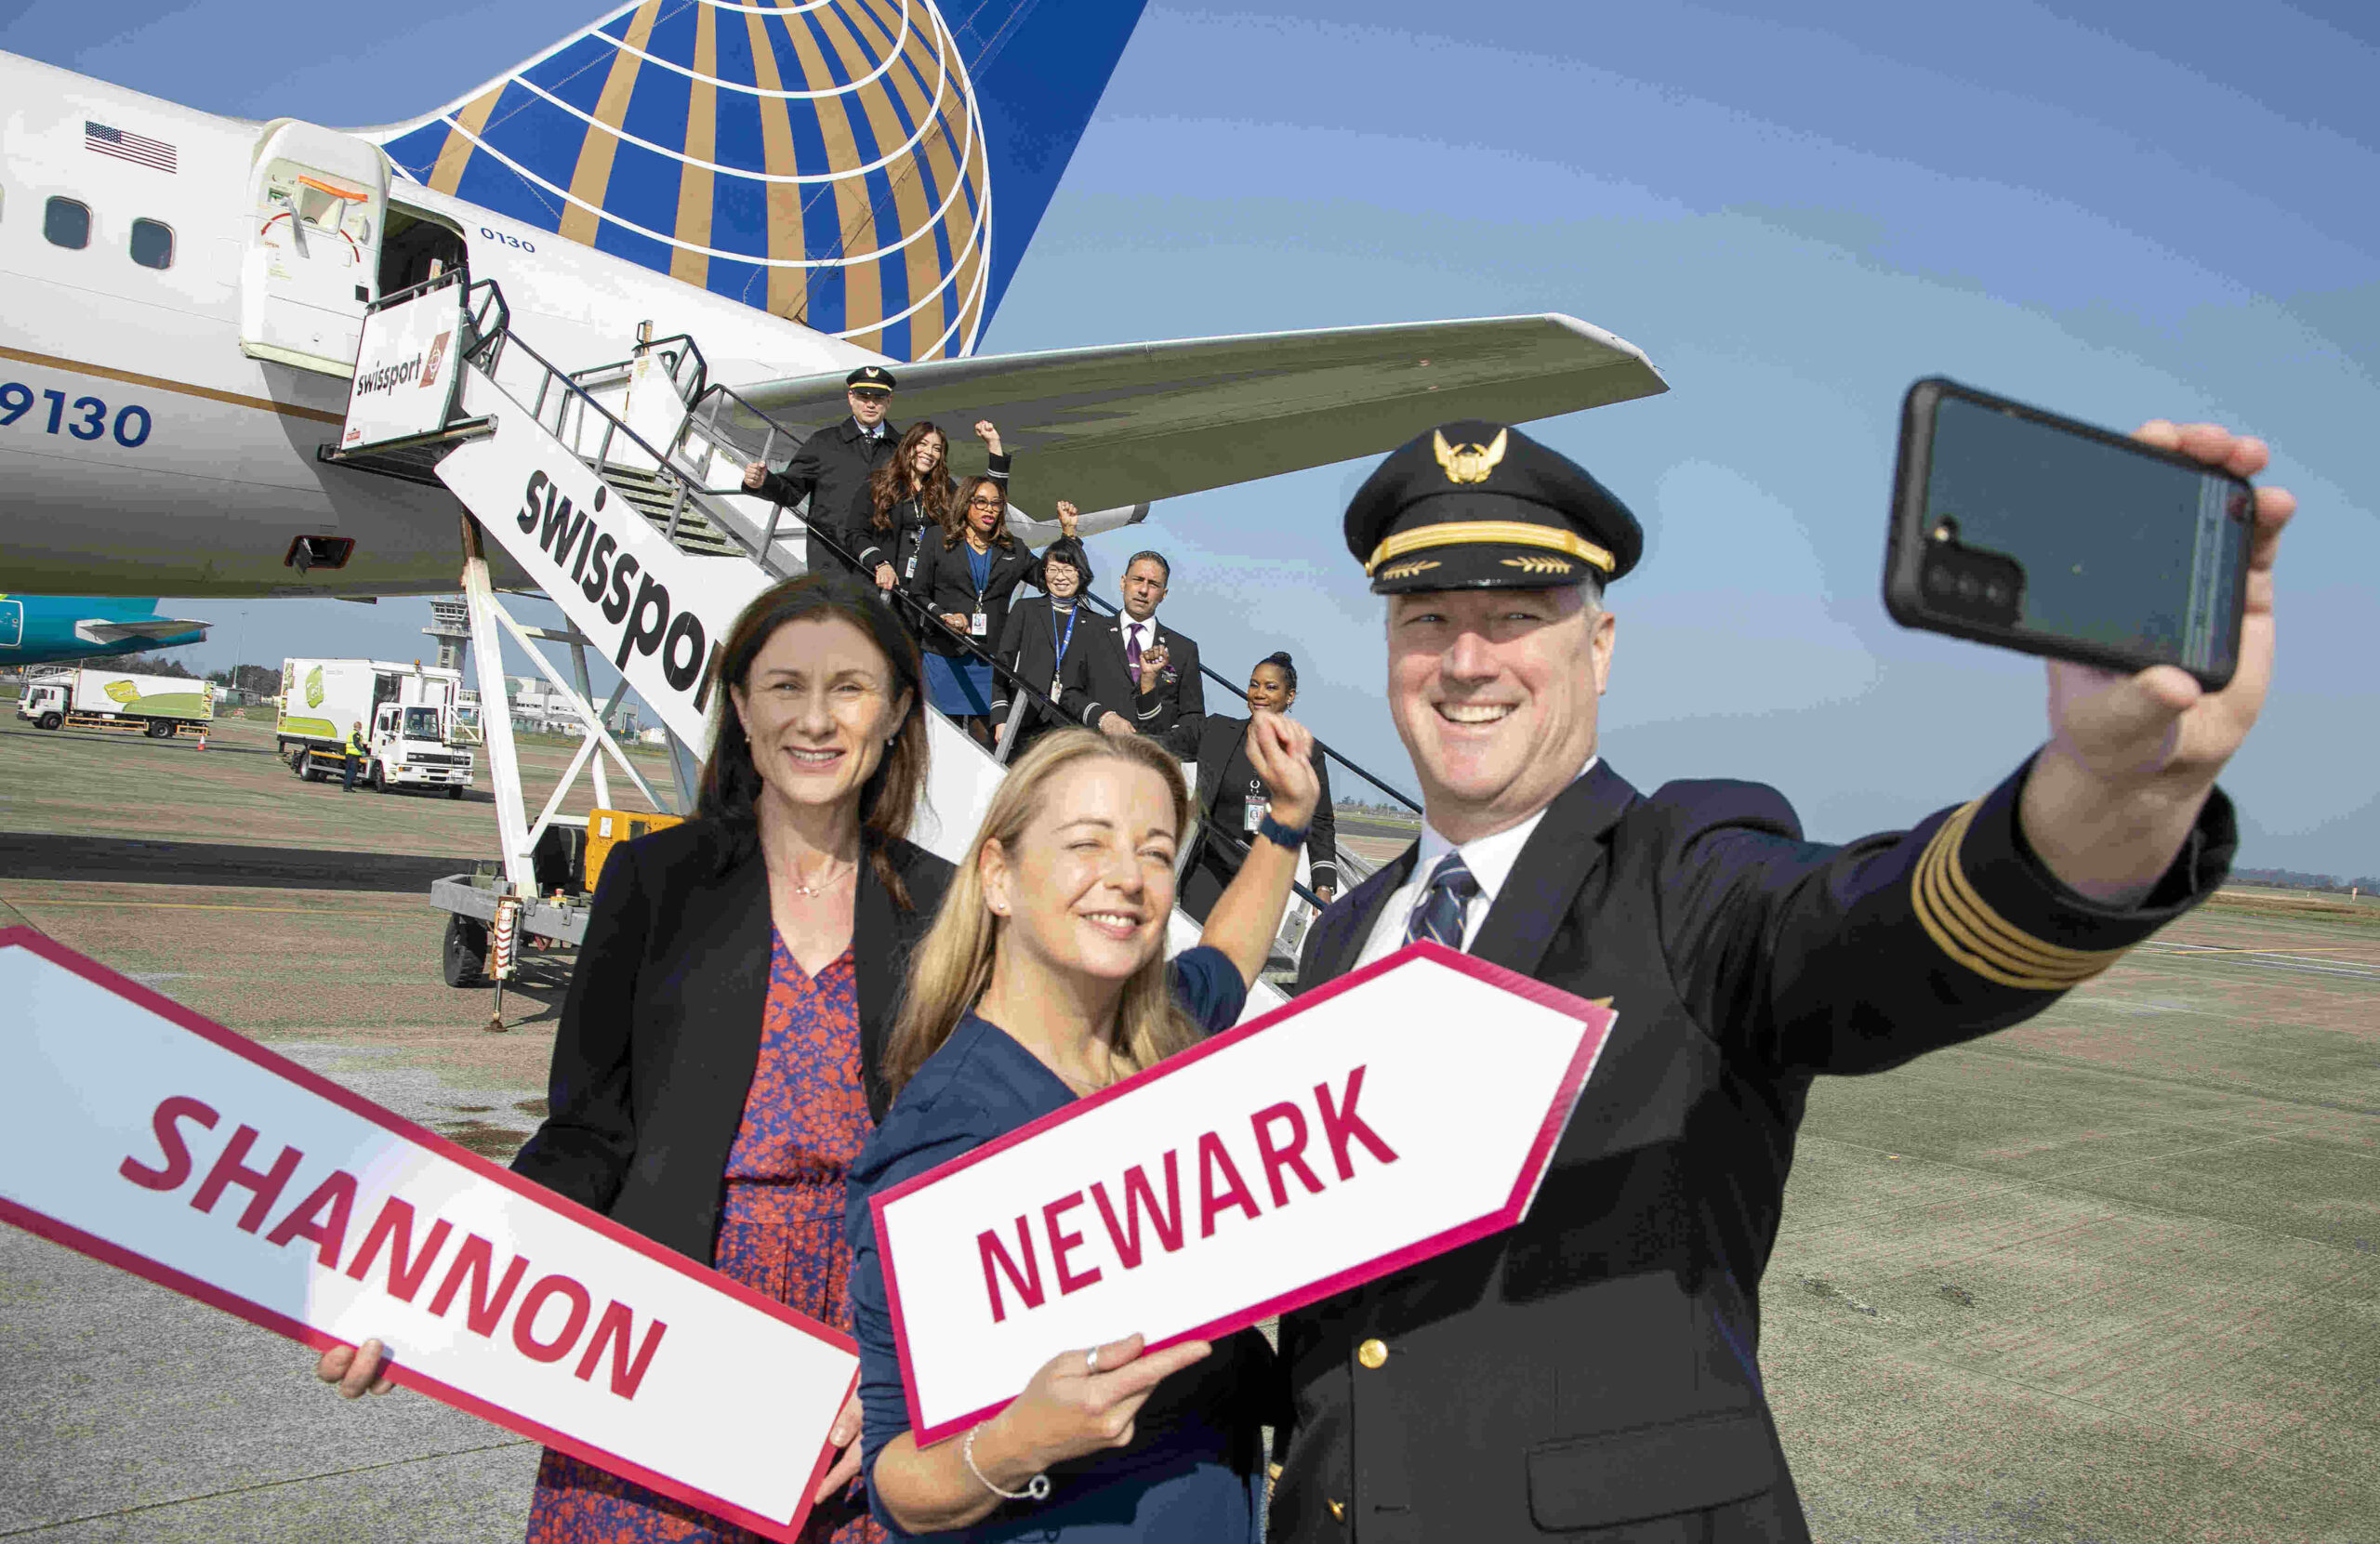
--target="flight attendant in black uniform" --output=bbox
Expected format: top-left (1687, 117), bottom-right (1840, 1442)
top-left (863, 418), bottom-right (1012, 597)
top-left (908, 473), bottom-right (1037, 746)
top-left (989, 507), bottom-right (1087, 757)
top-left (1267, 418), bottom-right (2294, 1542)
top-left (1180, 652), bottom-right (1338, 921)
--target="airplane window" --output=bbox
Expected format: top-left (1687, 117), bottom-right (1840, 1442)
top-left (45, 197), bottom-right (90, 250)
top-left (130, 218), bottom-right (174, 270)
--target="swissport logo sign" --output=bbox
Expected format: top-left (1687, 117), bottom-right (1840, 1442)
top-left (434, 376), bottom-right (772, 751)
top-left (0, 929), bottom-right (857, 1542)
top-left (872, 943), bottom-right (1617, 1444)
top-left (342, 282), bottom-right (463, 449)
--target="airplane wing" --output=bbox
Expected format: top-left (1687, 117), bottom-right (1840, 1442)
top-left (74, 617), bottom-right (210, 645)
top-left (716, 314), bottom-right (1665, 516)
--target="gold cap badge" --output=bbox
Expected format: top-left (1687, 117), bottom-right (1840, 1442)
top-left (1433, 428), bottom-right (1508, 485)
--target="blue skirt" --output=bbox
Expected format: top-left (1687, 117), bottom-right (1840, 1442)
top-left (924, 652), bottom-right (996, 716)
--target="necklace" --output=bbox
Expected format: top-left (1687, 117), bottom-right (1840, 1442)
top-left (779, 860), bottom-right (855, 897)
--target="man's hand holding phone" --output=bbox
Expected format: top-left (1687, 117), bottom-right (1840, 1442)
top-left (2021, 420), bottom-right (2294, 904)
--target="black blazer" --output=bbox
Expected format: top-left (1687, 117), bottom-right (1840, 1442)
top-left (510, 819), bottom-right (955, 1263)
top-left (904, 532), bottom-right (1038, 658)
top-left (754, 416), bottom-right (901, 578)
top-left (866, 450), bottom-right (1012, 583)
top-left (1269, 759), bottom-right (2235, 1542)
top-left (1055, 613), bottom-right (1203, 757)
top-left (990, 596), bottom-right (1091, 737)
top-left (1190, 712), bottom-right (1338, 892)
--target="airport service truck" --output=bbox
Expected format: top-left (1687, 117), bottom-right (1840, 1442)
top-left (276, 658), bottom-right (474, 797)
top-left (14, 667), bottom-right (215, 738)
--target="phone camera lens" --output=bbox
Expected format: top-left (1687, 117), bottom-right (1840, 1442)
top-left (1955, 573), bottom-right (1980, 600)
top-left (1925, 566), bottom-right (1951, 595)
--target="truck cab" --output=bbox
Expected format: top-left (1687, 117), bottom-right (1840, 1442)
top-left (366, 695), bottom-right (474, 797)
top-left (17, 679), bottom-right (68, 729)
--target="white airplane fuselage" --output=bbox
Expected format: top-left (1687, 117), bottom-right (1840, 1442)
top-left (0, 52), bottom-right (885, 600)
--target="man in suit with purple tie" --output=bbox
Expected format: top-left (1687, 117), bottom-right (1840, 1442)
top-left (1056, 548), bottom-right (1205, 757)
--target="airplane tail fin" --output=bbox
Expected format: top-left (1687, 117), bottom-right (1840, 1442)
top-left (365, 0), bottom-right (1145, 362)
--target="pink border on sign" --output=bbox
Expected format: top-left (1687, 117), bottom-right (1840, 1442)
top-left (870, 940), bottom-right (1615, 1445)
top-left (0, 927), bottom-right (853, 1544)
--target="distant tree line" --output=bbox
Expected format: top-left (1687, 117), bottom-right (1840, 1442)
top-left (206, 664), bottom-right (282, 695)
top-left (2232, 866), bottom-right (2380, 895)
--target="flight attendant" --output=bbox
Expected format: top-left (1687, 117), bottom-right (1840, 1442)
top-left (1181, 651), bottom-right (1338, 920)
top-left (989, 508), bottom-right (1087, 756)
top-left (907, 474), bottom-right (1037, 747)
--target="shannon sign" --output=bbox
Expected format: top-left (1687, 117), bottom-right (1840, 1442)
top-left (872, 943), bottom-right (1616, 1444)
top-left (0, 929), bottom-right (855, 1542)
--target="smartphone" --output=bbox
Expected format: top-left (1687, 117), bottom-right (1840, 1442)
top-left (1884, 376), bottom-right (2254, 691)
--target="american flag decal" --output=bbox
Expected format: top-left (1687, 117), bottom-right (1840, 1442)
top-left (85, 122), bottom-right (176, 173)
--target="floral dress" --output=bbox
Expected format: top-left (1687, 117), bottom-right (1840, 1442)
top-left (524, 932), bottom-right (886, 1544)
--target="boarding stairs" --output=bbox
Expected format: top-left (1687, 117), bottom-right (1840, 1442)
top-left (325, 275), bottom-right (1401, 1006)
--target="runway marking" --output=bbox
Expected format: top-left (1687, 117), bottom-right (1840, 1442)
top-left (0, 343), bottom-right (347, 424)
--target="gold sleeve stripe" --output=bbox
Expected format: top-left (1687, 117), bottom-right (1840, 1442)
top-left (1910, 800), bottom-right (2130, 991)
top-left (1367, 521), bottom-right (1615, 575)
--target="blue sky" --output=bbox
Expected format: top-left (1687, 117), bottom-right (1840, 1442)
top-left (13, 0), bottom-right (2374, 869)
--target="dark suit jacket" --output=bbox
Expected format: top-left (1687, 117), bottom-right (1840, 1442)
top-left (1055, 613), bottom-right (1203, 757)
top-left (1182, 713), bottom-right (1338, 915)
top-left (1269, 757), bottom-right (2235, 1543)
top-left (754, 416), bottom-right (901, 579)
top-left (869, 451), bottom-right (1011, 583)
top-left (510, 818), bottom-right (954, 1264)
top-left (989, 597), bottom-right (1091, 740)
top-left (904, 532), bottom-right (1038, 659)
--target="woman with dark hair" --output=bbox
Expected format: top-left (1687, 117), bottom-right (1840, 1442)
top-left (907, 472), bottom-right (1038, 748)
top-left (989, 503), bottom-right (1087, 758)
top-left (314, 572), bottom-right (953, 1544)
top-left (859, 420), bottom-right (1010, 593)
top-left (847, 722), bottom-right (1320, 1542)
top-left (1180, 651), bottom-right (1339, 922)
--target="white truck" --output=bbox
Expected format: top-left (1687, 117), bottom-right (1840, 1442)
top-left (275, 658), bottom-right (475, 797)
top-left (15, 667), bottom-right (216, 738)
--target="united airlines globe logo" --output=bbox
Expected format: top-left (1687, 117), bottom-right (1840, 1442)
top-left (373, 0), bottom-right (992, 363)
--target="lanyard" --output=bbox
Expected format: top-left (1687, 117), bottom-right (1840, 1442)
top-left (1052, 600), bottom-right (1079, 661)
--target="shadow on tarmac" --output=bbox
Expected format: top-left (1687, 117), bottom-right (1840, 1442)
top-left (0, 833), bottom-right (469, 891)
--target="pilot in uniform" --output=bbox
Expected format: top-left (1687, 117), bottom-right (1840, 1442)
top-left (1267, 421), bottom-right (2243, 1542)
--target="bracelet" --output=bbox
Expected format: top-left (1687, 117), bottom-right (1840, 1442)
top-left (962, 1426), bottom-right (1051, 1502)
top-left (1257, 813), bottom-right (1308, 851)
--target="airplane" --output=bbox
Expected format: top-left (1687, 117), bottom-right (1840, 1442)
top-left (0, 593), bottom-right (207, 666)
top-left (0, 0), bottom-right (1666, 604)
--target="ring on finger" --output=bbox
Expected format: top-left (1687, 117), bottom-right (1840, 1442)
top-left (1086, 1347), bottom-right (1100, 1374)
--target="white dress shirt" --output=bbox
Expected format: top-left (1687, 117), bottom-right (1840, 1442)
top-left (1353, 756), bottom-right (1602, 970)
top-left (1121, 615), bottom-right (1157, 662)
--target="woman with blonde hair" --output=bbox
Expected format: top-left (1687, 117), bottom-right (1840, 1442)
top-left (845, 719), bottom-right (1321, 1541)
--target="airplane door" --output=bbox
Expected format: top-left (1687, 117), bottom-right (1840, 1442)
top-left (0, 600), bottom-right (21, 650)
top-left (239, 121), bottom-right (390, 376)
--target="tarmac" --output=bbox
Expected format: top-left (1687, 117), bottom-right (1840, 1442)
top-left (2, 709), bottom-right (2374, 1541)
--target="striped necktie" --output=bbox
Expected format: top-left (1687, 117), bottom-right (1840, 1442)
top-left (1403, 853), bottom-right (1481, 950)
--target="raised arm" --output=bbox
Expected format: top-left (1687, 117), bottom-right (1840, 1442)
top-left (1197, 711), bottom-right (1320, 986)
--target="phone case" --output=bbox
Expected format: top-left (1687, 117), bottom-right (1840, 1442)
top-left (1883, 376), bottom-right (2252, 693)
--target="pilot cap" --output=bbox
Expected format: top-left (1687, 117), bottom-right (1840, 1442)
top-left (1344, 420), bottom-right (1643, 593)
top-left (846, 365), bottom-right (897, 396)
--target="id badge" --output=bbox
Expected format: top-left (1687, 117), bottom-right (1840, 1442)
top-left (1243, 796), bottom-right (1270, 835)
top-left (970, 612), bottom-right (988, 638)
top-left (905, 549), bottom-right (919, 579)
